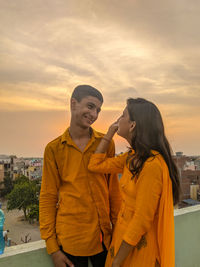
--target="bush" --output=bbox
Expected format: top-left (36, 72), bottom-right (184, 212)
top-left (27, 204), bottom-right (39, 224)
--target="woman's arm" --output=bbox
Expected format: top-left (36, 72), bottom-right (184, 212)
top-left (88, 148), bottom-right (127, 174)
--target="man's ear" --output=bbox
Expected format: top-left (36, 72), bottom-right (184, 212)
top-left (129, 121), bottom-right (136, 133)
top-left (71, 98), bottom-right (77, 110)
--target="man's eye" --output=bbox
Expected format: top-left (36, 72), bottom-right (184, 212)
top-left (88, 105), bottom-right (93, 109)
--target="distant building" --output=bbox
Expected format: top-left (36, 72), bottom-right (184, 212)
top-left (0, 163), bottom-right (4, 188)
top-left (180, 170), bottom-right (200, 198)
top-left (176, 151), bottom-right (184, 157)
top-left (173, 152), bottom-right (190, 171)
top-left (194, 157), bottom-right (200, 170)
top-left (173, 152), bottom-right (200, 207)
top-left (183, 160), bottom-right (196, 171)
top-left (0, 155), bottom-right (16, 180)
top-left (0, 155), bottom-right (43, 189)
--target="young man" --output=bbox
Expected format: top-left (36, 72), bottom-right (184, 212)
top-left (39, 85), bottom-right (121, 267)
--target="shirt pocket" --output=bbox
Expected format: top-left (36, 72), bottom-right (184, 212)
top-left (118, 204), bottom-right (135, 225)
top-left (57, 194), bottom-right (85, 219)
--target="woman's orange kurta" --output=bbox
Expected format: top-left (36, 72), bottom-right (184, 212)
top-left (88, 151), bottom-right (175, 267)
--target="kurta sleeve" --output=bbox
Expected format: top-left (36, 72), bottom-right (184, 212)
top-left (88, 149), bottom-right (128, 174)
top-left (123, 158), bottom-right (163, 246)
top-left (39, 144), bottom-right (61, 254)
top-left (106, 140), bottom-right (122, 226)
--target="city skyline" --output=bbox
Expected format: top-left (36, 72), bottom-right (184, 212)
top-left (0, 0), bottom-right (200, 157)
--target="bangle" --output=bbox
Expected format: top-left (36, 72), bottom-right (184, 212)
top-left (102, 137), bottom-right (111, 142)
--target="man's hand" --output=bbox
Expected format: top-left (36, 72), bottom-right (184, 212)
top-left (51, 250), bottom-right (74, 267)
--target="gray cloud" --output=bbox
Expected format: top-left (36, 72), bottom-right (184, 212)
top-left (0, 0), bottom-right (200, 155)
top-left (86, 0), bottom-right (200, 50)
top-left (104, 87), bottom-right (137, 103)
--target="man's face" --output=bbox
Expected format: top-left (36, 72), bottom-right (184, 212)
top-left (71, 96), bottom-right (102, 128)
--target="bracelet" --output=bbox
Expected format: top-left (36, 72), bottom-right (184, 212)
top-left (102, 137), bottom-right (111, 142)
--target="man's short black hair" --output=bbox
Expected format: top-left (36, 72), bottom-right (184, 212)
top-left (71, 85), bottom-right (103, 103)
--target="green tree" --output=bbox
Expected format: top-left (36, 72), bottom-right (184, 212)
top-left (27, 204), bottom-right (39, 224)
top-left (7, 179), bottom-right (38, 220)
top-left (14, 175), bottom-right (29, 185)
top-left (0, 174), bottom-right (14, 197)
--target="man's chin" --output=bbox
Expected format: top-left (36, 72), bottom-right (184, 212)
top-left (80, 119), bottom-right (95, 129)
top-left (84, 120), bottom-right (94, 128)
top-left (81, 123), bottom-right (93, 129)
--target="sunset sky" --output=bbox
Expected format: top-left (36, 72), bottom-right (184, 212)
top-left (0, 0), bottom-right (200, 157)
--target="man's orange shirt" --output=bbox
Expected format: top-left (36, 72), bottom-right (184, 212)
top-left (39, 128), bottom-right (121, 256)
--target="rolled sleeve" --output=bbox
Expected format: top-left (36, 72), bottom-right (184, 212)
top-left (46, 237), bottom-right (60, 254)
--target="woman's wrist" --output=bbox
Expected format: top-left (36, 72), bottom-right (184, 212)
top-left (105, 130), bottom-right (115, 140)
top-left (102, 136), bottom-right (111, 142)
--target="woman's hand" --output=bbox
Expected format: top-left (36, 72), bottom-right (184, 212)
top-left (111, 241), bottom-right (134, 267)
top-left (105, 121), bottom-right (119, 140)
top-left (94, 119), bottom-right (119, 154)
top-left (112, 257), bottom-right (121, 267)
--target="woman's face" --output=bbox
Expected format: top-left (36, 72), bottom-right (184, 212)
top-left (117, 107), bottom-right (135, 139)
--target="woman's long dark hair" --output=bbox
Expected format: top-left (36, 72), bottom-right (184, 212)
top-left (126, 98), bottom-right (180, 205)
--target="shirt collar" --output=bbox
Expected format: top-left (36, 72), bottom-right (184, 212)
top-left (91, 128), bottom-right (103, 139)
top-left (61, 127), bottom-right (103, 144)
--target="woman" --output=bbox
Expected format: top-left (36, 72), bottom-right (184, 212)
top-left (88, 98), bottom-right (180, 267)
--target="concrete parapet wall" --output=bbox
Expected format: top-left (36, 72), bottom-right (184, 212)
top-left (1, 205), bottom-right (200, 267)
